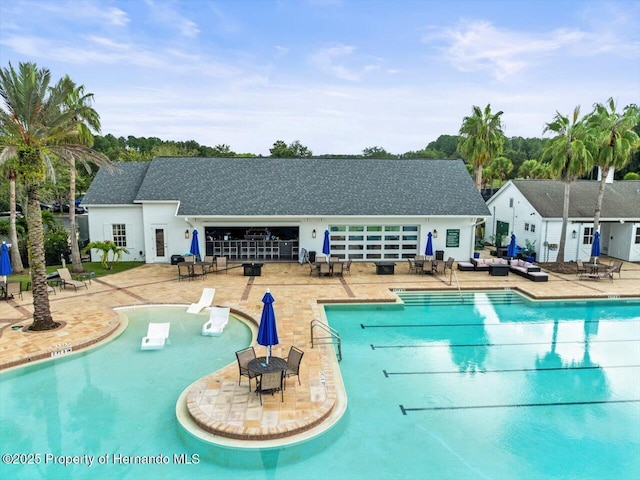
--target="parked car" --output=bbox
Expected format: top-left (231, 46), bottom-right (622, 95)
top-left (0, 203), bottom-right (24, 217)
top-left (40, 202), bottom-right (54, 211)
top-left (62, 203), bottom-right (87, 215)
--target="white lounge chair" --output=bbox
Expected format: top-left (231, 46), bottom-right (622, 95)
top-left (186, 287), bottom-right (216, 314)
top-left (141, 322), bottom-right (171, 350)
top-left (202, 306), bottom-right (230, 336)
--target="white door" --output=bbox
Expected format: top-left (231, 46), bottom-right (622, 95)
top-left (152, 225), bottom-right (168, 263)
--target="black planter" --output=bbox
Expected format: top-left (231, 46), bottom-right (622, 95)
top-left (243, 263), bottom-right (263, 276)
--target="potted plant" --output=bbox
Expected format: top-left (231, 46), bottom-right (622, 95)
top-left (523, 240), bottom-right (536, 262)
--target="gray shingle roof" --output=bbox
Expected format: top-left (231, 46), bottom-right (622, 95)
top-left (85, 157), bottom-right (490, 217)
top-left (83, 162), bottom-right (150, 205)
top-left (512, 179), bottom-right (640, 219)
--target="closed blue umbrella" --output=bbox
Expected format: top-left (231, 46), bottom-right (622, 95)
top-left (0, 242), bottom-right (11, 283)
top-left (425, 232), bottom-right (433, 257)
top-left (322, 229), bottom-right (331, 258)
top-left (591, 231), bottom-right (601, 260)
top-left (189, 229), bottom-right (200, 261)
top-left (507, 234), bottom-right (517, 258)
top-left (257, 289), bottom-right (279, 364)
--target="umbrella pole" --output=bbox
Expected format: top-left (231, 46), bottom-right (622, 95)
top-left (266, 346), bottom-right (270, 364)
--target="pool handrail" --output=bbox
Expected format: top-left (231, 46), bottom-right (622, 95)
top-left (310, 319), bottom-right (342, 362)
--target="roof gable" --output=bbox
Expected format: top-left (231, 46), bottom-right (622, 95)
top-left (511, 180), bottom-right (640, 219)
top-left (83, 162), bottom-right (150, 205)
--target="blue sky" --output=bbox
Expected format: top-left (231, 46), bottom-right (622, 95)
top-left (1, 0), bottom-right (639, 156)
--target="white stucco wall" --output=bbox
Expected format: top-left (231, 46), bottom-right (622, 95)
top-left (607, 222), bottom-right (640, 262)
top-left (485, 183), bottom-right (544, 259)
top-left (141, 202), bottom-right (192, 263)
top-left (85, 205), bottom-right (145, 262)
top-left (146, 214), bottom-right (482, 263)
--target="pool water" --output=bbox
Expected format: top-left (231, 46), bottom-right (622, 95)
top-left (323, 291), bottom-right (640, 479)
top-left (0, 307), bottom-right (253, 480)
top-left (1, 293), bottom-right (639, 479)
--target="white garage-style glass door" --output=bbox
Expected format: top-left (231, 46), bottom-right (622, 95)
top-left (329, 225), bottom-right (418, 260)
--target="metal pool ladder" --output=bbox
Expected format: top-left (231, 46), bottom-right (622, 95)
top-left (450, 270), bottom-right (464, 303)
top-left (310, 319), bottom-right (342, 362)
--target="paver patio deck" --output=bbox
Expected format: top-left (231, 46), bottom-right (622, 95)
top-left (1, 257), bottom-right (639, 446)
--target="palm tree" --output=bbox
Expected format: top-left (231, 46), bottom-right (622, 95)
top-left (458, 104), bottom-right (506, 191)
top-left (82, 240), bottom-right (129, 269)
top-left (59, 76), bottom-right (111, 274)
top-left (542, 107), bottom-right (593, 263)
top-left (0, 62), bottom-right (106, 330)
top-left (586, 99), bottom-right (640, 233)
top-left (489, 156), bottom-right (514, 188)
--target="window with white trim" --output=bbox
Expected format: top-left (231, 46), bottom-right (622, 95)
top-left (112, 224), bottom-right (127, 247)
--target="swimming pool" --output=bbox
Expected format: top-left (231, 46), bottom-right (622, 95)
top-left (1, 293), bottom-right (639, 479)
top-left (0, 306), bottom-right (254, 480)
top-left (322, 291), bottom-right (640, 479)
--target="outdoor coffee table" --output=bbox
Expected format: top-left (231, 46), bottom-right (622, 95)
top-left (488, 264), bottom-right (510, 276)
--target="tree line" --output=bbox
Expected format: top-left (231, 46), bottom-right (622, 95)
top-left (1, 61), bottom-right (639, 331)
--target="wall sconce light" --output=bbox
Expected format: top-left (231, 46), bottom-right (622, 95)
top-left (433, 229), bottom-right (438, 239)
top-left (571, 230), bottom-right (577, 239)
top-left (185, 229), bottom-right (190, 239)
top-left (312, 229), bottom-right (317, 238)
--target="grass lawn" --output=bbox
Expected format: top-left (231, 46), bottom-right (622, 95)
top-left (7, 261), bottom-right (146, 289)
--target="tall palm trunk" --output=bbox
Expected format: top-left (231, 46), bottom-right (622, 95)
top-left (8, 172), bottom-right (25, 273)
top-left (69, 161), bottom-right (82, 273)
top-left (474, 167), bottom-right (483, 192)
top-left (25, 185), bottom-right (57, 330)
top-left (592, 166), bottom-right (609, 235)
top-left (557, 182), bottom-right (570, 263)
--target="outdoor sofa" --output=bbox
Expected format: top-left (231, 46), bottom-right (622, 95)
top-left (458, 257), bottom-right (506, 271)
top-left (509, 259), bottom-right (548, 282)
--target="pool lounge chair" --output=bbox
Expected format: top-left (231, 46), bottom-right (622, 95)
top-left (202, 306), bottom-right (230, 336)
top-left (57, 267), bottom-right (88, 291)
top-left (141, 322), bottom-right (171, 350)
top-left (187, 287), bottom-right (216, 314)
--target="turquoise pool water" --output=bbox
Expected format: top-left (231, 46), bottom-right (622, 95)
top-left (1, 293), bottom-right (639, 479)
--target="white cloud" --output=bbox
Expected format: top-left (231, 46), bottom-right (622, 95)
top-left (39, 1), bottom-right (130, 27)
top-left (309, 45), bottom-right (386, 82)
top-left (310, 45), bottom-right (360, 81)
top-left (429, 20), bottom-right (587, 80)
top-left (274, 46), bottom-right (290, 57)
top-left (143, 0), bottom-right (200, 37)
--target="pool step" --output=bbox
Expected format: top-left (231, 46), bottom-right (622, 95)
top-left (398, 291), bottom-right (525, 307)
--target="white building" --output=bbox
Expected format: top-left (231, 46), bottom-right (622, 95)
top-left (82, 157), bottom-right (490, 264)
top-left (485, 178), bottom-right (640, 262)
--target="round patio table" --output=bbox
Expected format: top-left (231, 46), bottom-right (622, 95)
top-left (247, 356), bottom-right (287, 375)
top-left (584, 263), bottom-right (603, 274)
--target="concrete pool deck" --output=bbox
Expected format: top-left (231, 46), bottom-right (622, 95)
top-left (1, 257), bottom-right (639, 444)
